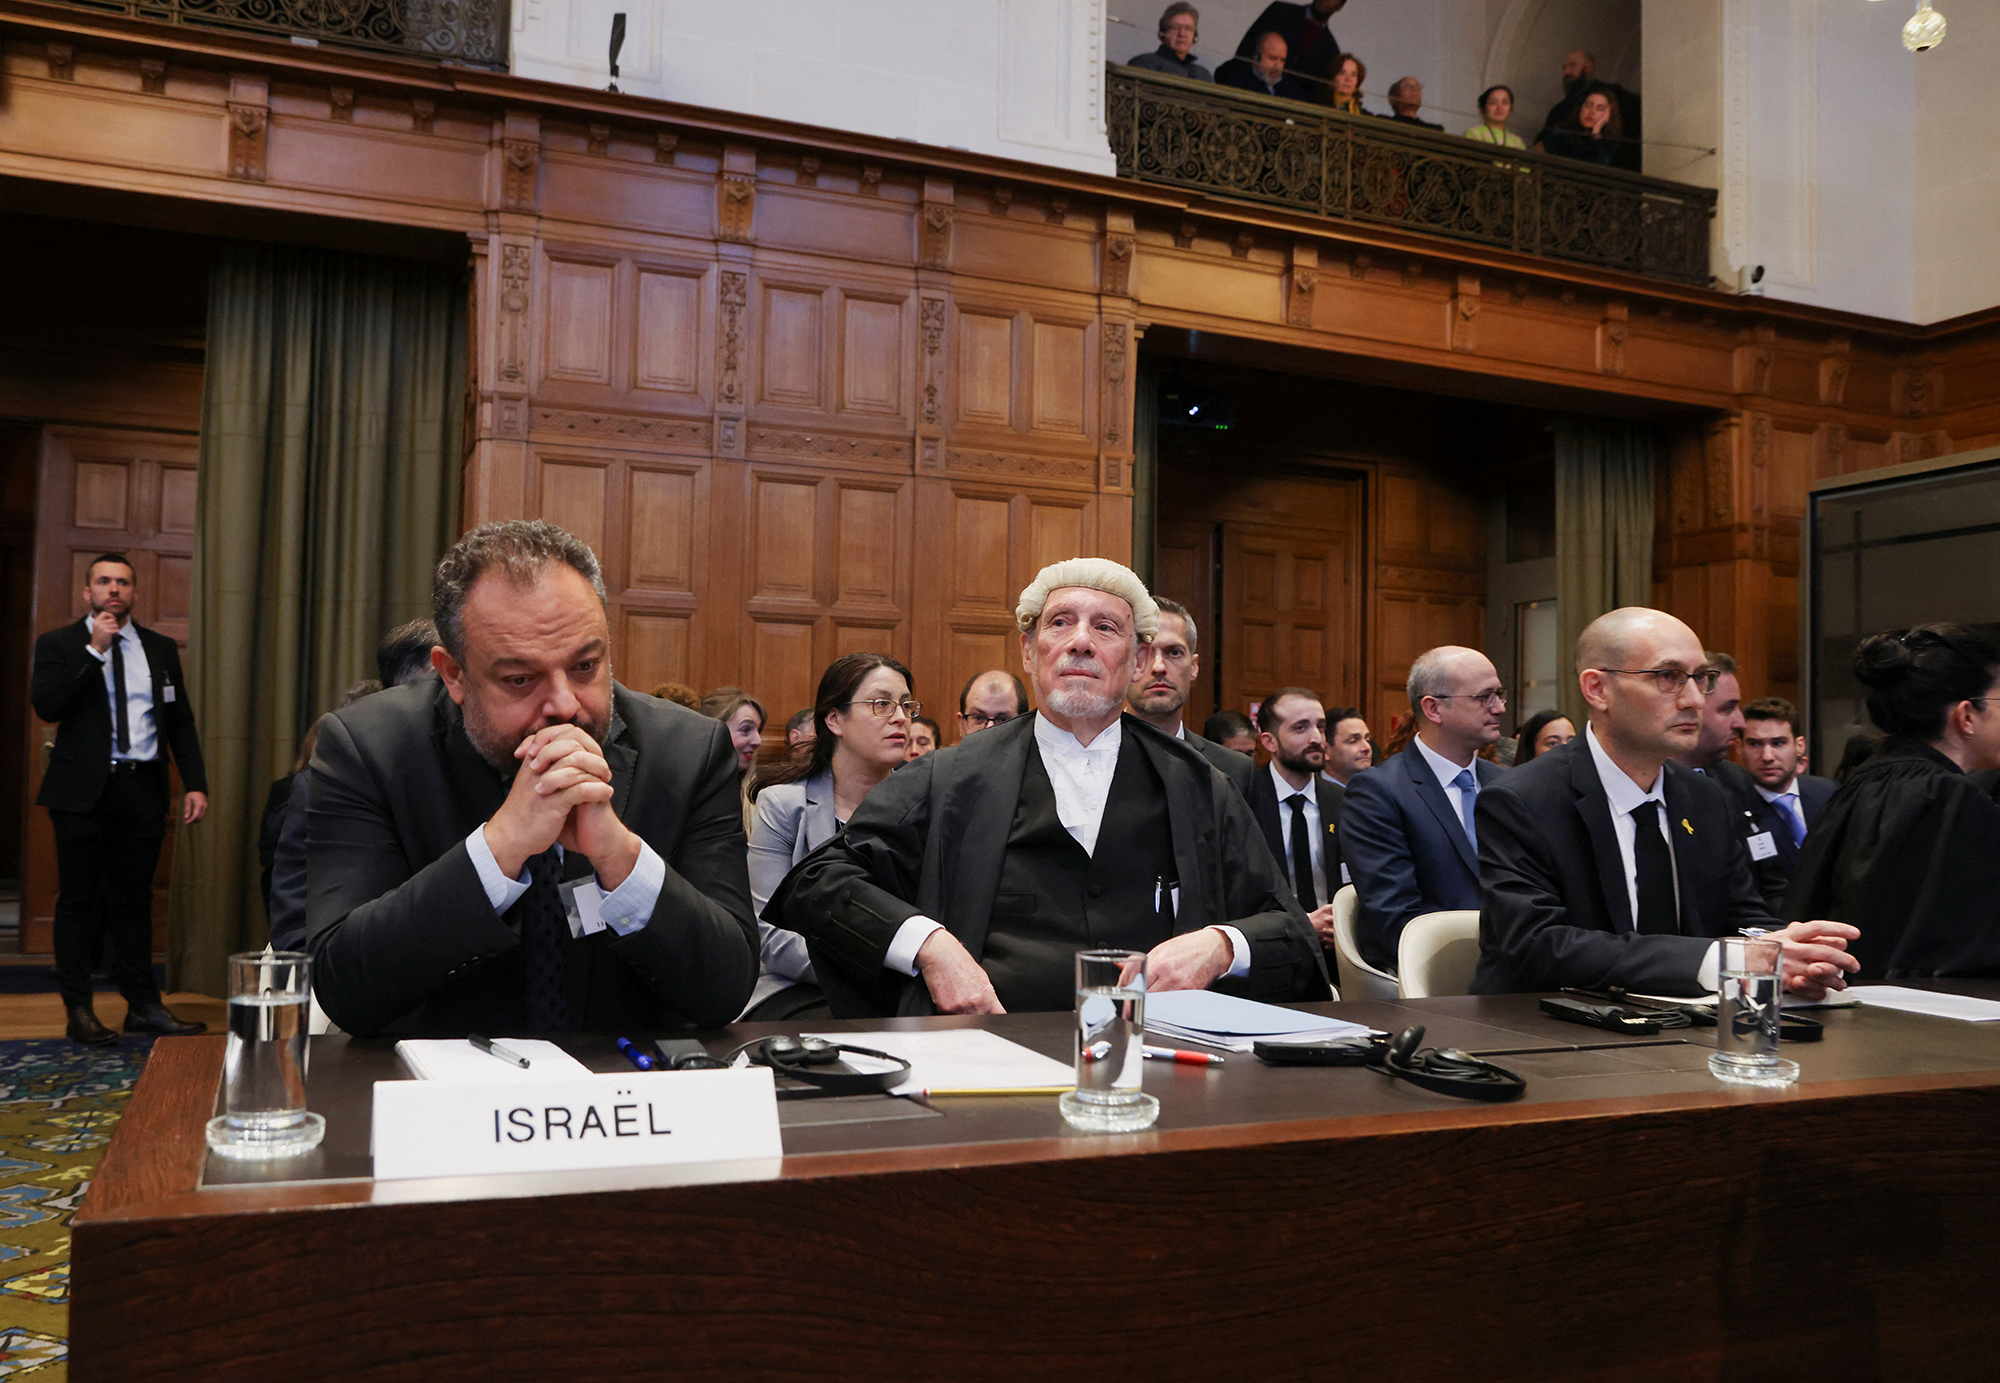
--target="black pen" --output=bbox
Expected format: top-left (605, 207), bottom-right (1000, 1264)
top-left (469, 1034), bottom-right (531, 1069)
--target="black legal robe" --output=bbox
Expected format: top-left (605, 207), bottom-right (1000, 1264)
top-left (1782, 739), bottom-right (2000, 979)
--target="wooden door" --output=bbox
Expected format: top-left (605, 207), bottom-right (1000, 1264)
top-left (1153, 518), bottom-right (1220, 728)
top-left (22, 427), bottom-right (199, 956)
top-left (1219, 519), bottom-right (1359, 724)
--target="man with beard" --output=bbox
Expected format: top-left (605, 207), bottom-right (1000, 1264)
top-left (1532, 49), bottom-right (1642, 171)
top-left (1341, 645), bottom-right (1508, 973)
top-left (33, 553), bottom-right (210, 1045)
top-left (1473, 608), bottom-right (1857, 996)
top-left (772, 558), bottom-right (1327, 1016)
top-left (304, 520), bottom-right (757, 1037)
top-left (1126, 596), bottom-right (1253, 795)
top-left (1246, 689), bottom-right (1346, 951)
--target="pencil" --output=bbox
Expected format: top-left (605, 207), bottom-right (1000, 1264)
top-left (917, 1086), bottom-right (1074, 1097)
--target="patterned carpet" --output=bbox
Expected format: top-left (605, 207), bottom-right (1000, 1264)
top-left (0, 1038), bottom-right (155, 1379)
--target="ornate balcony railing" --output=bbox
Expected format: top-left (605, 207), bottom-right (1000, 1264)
top-left (1106, 64), bottom-right (1715, 287)
top-left (53, 0), bottom-right (509, 68)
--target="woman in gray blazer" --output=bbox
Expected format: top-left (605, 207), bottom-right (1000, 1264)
top-left (744, 652), bottom-right (919, 1017)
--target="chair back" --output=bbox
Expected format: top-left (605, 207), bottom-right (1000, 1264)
top-left (1396, 909), bottom-right (1482, 999)
top-left (1330, 885), bottom-right (1399, 1001)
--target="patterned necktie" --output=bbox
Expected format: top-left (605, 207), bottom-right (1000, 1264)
top-left (1288, 796), bottom-right (1317, 910)
top-left (1451, 769), bottom-right (1479, 851)
top-left (516, 846), bottom-right (570, 1031)
top-left (1779, 792), bottom-right (1806, 847)
top-left (1630, 801), bottom-right (1678, 935)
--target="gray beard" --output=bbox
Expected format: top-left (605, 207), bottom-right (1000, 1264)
top-left (1043, 684), bottom-right (1123, 722)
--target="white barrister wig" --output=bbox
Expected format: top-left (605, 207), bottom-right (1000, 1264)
top-left (1015, 558), bottom-right (1160, 641)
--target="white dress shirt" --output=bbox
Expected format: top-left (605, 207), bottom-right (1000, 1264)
top-left (1753, 776), bottom-right (1807, 839)
top-left (1412, 733), bottom-right (1478, 843)
top-left (83, 617), bottom-right (158, 764)
top-left (465, 827), bottom-right (667, 938)
top-left (1270, 761), bottom-right (1328, 905)
top-left (1584, 724), bottom-right (1719, 989)
top-left (885, 712), bottom-right (1251, 979)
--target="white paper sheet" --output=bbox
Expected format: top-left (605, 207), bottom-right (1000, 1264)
top-left (395, 1038), bottom-right (595, 1082)
top-left (803, 1028), bottom-right (1075, 1096)
top-left (1849, 986), bottom-right (2000, 1023)
top-left (1142, 989), bottom-right (1376, 1053)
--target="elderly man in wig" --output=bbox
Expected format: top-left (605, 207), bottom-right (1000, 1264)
top-left (773, 558), bottom-right (1330, 1016)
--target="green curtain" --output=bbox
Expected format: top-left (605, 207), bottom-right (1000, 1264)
top-left (1554, 419), bottom-right (1657, 731)
top-left (170, 243), bottom-right (465, 995)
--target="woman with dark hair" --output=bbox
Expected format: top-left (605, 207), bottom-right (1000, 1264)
top-left (1465, 84), bottom-right (1525, 149)
top-left (1543, 85), bottom-right (1621, 165)
top-left (1784, 624), bottom-right (2000, 978)
top-left (1513, 709), bottom-right (1575, 764)
top-left (1322, 52), bottom-right (1366, 114)
top-left (742, 653), bottom-right (917, 1017)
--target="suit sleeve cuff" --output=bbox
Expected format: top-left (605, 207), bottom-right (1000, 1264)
top-left (597, 841), bottom-right (665, 937)
top-left (467, 826), bottom-right (532, 915)
top-left (886, 915), bottom-right (945, 975)
top-left (1696, 941), bottom-right (1720, 992)
top-left (1213, 925), bottom-right (1252, 978)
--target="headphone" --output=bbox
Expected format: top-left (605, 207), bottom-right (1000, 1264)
top-left (1370, 1025), bottom-right (1526, 1103)
top-left (730, 1036), bottom-right (913, 1097)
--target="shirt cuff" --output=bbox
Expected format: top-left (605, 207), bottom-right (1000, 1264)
top-left (86, 645), bottom-right (109, 663)
top-left (1696, 941), bottom-right (1720, 992)
top-left (1213, 925), bottom-right (1252, 978)
top-left (467, 826), bottom-right (532, 915)
top-left (886, 914), bottom-right (945, 975)
top-left (597, 841), bottom-right (665, 937)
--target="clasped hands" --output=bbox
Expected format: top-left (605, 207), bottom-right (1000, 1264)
top-left (1773, 919), bottom-right (1862, 1001)
top-left (915, 925), bottom-right (1235, 1016)
top-left (481, 723), bottom-right (639, 891)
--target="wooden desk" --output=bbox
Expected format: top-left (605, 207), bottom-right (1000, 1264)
top-left (74, 992), bottom-right (2000, 1382)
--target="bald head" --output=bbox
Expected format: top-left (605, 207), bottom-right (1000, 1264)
top-left (1576, 608), bottom-right (1700, 676)
top-left (1408, 644), bottom-right (1503, 764)
top-left (958, 669), bottom-right (1028, 738)
top-left (1577, 607), bottom-right (1710, 786)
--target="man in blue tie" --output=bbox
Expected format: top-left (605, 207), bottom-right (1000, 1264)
top-left (1341, 645), bottom-right (1507, 972)
top-left (1735, 697), bottom-right (1837, 904)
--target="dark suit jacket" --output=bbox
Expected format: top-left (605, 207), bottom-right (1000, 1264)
top-left (1185, 728), bottom-right (1255, 798)
top-left (266, 770), bottom-right (313, 953)
top-left (1341, 744), bottom-right (1502, 970)
top-left (1246, 766), bottom-right (1344, 909)
top-left (1232, 1), bottom-right (1342, 83)
top-left (305, 679), bottom-right (757, 1037)
top-left (32, 618), bottom-right (207, 813)
top-left (770, 714), bottom-right (1329, 1017)
top-left (1215, 61), bottom-right (1312, 101)
top-left (1707, 760), bottom-right (1836, 907)
top-left (1472, 739), bottom-right (1777, 996)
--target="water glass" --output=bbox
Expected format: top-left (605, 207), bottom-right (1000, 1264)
top-left (1059, 949), bottom-right (1159, 1132)
top-left (205, 950), bottom-right (326, 1160)
top-left (1708, 931), bottom-right (1800, 1087)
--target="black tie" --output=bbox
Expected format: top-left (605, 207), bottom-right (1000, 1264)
top-left (515, 846), bottom-right (571, 1031)
top-left (1630, 801), bottom-right (1677, 935)
top-left (1289, 796), bottom-right (1317, 910)
top-left (110, 636), bottom-right (130, 755)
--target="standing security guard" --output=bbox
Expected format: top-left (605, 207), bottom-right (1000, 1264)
top-left (32, 554), bottom-right (209, 1046)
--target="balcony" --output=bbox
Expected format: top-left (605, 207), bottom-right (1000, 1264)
top-left (1106, 64), bottom-right (1715, 288)
top-left (51, 0), bottom-right (509, 68)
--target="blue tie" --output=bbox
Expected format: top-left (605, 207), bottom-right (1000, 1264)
top-left (1780, 792), bottom-right (1806, 847)
top-left (1452, 768), bottom-right (1479, 850)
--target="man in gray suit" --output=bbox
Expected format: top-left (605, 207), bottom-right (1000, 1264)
top-left (1126, 596), bottom-right (1254, 797)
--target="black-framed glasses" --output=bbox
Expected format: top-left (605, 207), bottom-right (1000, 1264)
top-left (1431, 688), bottom-right (1508, 710)
top-left (1601, 668), bottom-right (1722, 696)
top-left (846, 698), bottom-right (921, 720)
top-left (962, 710), bottom-right (1015, 728)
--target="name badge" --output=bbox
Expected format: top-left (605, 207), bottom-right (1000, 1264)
top-left (1746, 831), bottom-right (1778, 861)
top-left (371, 1069), bottom-right (781, 1181)
top-left (561, 878), bottom-right (608, 938)
top-left (1340, 863), bottom-right (1352, 886)
top-left (162, 685), bottom-right (176, 703)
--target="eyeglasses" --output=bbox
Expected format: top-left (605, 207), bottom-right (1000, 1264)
top-left (961, 710), bottom-right (1015, 729)
top-left (846, 698), bottom-right (921, 720)
top-left (1430, 688), bottom-right (1508, 710)
top-left (1601, 668), bottom-right (1723, 696)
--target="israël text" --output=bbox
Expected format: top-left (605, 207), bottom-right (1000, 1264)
top-left (492, 1091), bottom-right (671, 1143)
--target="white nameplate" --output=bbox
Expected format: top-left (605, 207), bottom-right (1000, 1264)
top-left (1746, 831), bottom-right (1778, 861)
top-left (371, 1069), bottom-right (780, 1181)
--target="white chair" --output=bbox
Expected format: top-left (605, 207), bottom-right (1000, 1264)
top-left (1396, 910), bottom-right (1482, 999)
top-left (308, 992), bottom-right (341, 1036)
top-left (1329, 885), bottom-right (1398, 1002)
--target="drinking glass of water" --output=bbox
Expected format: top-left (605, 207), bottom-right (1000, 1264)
top-left (205, 949), bottom-right (326, 1160)
top-left (1708, 930), bottom-right (1800, 1087)
top-left (1059, 949), bottom-right (1159, 1132)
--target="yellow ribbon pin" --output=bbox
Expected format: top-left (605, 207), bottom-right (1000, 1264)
top-left (1681, 818), bottom-right (1694, 835)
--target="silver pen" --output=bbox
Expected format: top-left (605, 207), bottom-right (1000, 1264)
top-left (468, 1034), bottom-right (531, 1069)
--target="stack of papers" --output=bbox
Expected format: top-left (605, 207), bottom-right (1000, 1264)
top-left (395, 1038), bottom-right (594, 1082)
top-left (1850, 986), bottom-right (2000, 1022)
top-left (803, 1029), bottom-right (1074, 1097)
top-left (1144, 990), bottom-right (1375, 1053)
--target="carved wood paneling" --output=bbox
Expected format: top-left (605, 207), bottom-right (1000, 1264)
top-left (635, 270), bottom-right (704, 397)
top-left (543, 257), bottom-right (616, 385)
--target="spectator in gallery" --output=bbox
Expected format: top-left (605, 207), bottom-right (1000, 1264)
top-left (1514, 709), bottom-right (1576, 764)
top-left (907, 715), bottom-right (940, 760)
top-left (1204, 709), bottom-right (1258, 756)
top-left (1219, 31), bottom-right (1308, 100)
top-left (1231, 0), bottom-right (1347, 89)
top-left (746, 653), bottom-right (920, 1018)
top-left (1465, 85), bottom-right (1526, 149)
top-left (1542, 87), bottom-right (1621, 167)
top-left (958, 670), bottom-right (1030, 740)
top-left (700, 688), bottom-right (766, 776)
top-left (1534, 50), bottom-right (1642, 171)
top-left (652, 682), bottom-right (700, 711)
top-left (1129, 3), bottom-right (1212, 82)
top-left (1322, 52), bottom-right (1366, 115)
top-left (1381, 77), bottom-right (1443, 131)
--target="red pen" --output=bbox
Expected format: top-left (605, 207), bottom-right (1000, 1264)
top-left (1142, 1045), bottom-right (1224, 1066)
